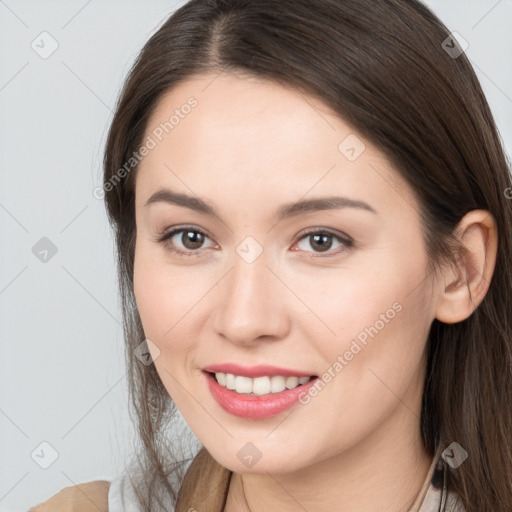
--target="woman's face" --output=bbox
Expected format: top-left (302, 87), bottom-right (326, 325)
top-left (133, 72), bottom-right (439, 474)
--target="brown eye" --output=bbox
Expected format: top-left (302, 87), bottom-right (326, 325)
top-left (309, 233), bottom-right (334, 252)
top-left (156, 227), bottom-right (214, 257)
top-left (180, 230), bottom-right (206, 250)
top-left (293, 229), bottom-right (353, 257)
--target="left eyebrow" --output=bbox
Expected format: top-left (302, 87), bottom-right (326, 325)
top-left (143, 188), bottom-right (378, 219)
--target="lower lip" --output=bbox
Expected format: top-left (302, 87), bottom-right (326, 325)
top-left (204, 371), bottom-right (318, 420)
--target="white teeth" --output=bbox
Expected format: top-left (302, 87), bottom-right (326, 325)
top-left (235, 375), bottom-right (253, 394)
top-left (285, 376), bottom-right (299, 389)
top-left (225, 373), bottom-right (236, 390)
top-left (270, 375), bottom-right (286, 393)
top-left (216, 372), bottom-right (226, 386)
top-left (214, 372), bottom-right (312, 395)
top-left (252, 376), bottom-right (271, 395)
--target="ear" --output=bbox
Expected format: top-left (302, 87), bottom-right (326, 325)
top-left (435, 209), bottom-right (498, 324)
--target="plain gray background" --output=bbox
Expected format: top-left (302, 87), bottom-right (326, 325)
top-left (1, 1), bottom-right (511, 511)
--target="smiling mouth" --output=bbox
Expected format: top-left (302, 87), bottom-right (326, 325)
top-left (206, 371), bottom-right (317, 396)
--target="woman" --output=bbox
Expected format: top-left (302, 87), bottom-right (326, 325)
top-left (30, 0), bottom-right (512, 511)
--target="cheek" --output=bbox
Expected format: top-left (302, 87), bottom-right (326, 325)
top-left (133, 246), bottom-right (199, 406)
top-left (307, 249), bottom-right (431, 399)
top-left (133, 241), bottom-right (218, 404)
top-left (288, 257), bottom-right (411, 354)
top-left (134, 241), bottom-right (205, 339)
top-left (305, 284), bottom-right (429, 453)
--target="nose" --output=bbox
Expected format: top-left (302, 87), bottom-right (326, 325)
top-left (211, 250), bottom-right (290, 347)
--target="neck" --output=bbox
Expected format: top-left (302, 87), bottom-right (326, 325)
top-left (224, 409), bottom-right (432, 512)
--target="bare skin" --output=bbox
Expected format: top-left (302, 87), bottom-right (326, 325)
top-left (132, 71), bottom-right (498, 512)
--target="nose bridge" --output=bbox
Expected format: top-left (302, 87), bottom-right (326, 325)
top-left (212, 243), bottom-right (288, 343)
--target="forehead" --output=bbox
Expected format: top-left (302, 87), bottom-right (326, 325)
top-left (143, 71), bottom-right (344, 159)
top-left (135, 72), bottom-right (419, 220)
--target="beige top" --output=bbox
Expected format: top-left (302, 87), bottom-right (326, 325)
top-left (28, 480), bottom-right (110, 511)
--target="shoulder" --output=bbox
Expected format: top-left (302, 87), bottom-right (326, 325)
top-left (28, 480), bottom-right (110, 512)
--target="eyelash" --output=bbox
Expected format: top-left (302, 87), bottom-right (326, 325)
top-left (154, 225), bottom-right (354, 258)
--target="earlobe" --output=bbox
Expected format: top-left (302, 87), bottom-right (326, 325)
top-left (434, 209), bottom-right (498, 325)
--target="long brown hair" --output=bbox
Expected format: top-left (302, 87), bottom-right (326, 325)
top-left (102, 1), bottom-right (512, 510)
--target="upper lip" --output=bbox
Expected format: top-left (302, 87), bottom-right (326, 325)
top-left (202, 363), bottom-right (316, 378)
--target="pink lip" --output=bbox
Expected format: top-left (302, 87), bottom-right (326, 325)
top-left (202, 363), bottom-right (316, 378)
top-left (203, 371), bottom-right (319, 420)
